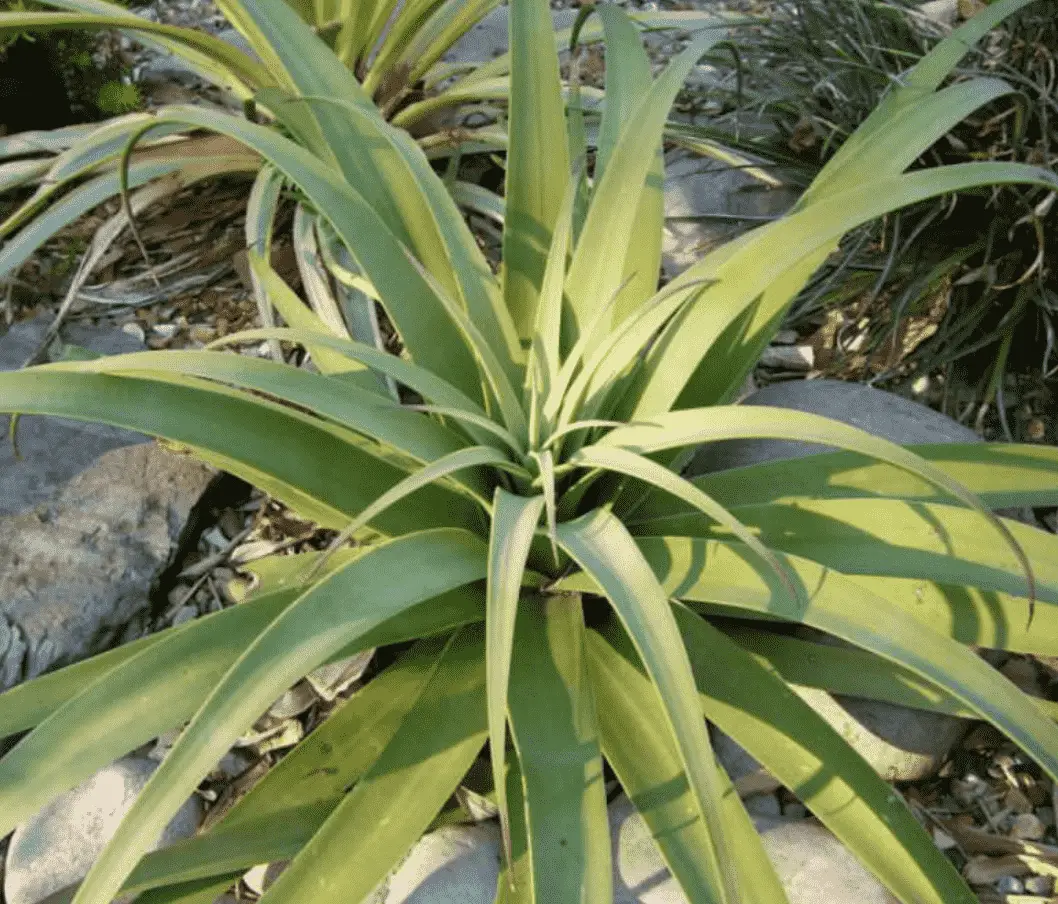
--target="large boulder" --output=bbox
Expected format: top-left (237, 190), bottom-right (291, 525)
top-left (4, 757), bottom-right (203, 904)
top-left (694, 379), bottom-right (978, 787)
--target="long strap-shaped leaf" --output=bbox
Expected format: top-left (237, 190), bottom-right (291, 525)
top-left (307, 446), bottom-right (515, 581)
top-left (670, 606), bottom-right (975, 904)
top-left (55, 349), bottom-right (473, 467)
top-left (555, 509), bottom-right (738, 904)
top-left (502, 0), bottom-right (571, 341)
top-left (629, 443), bottom-right (1058, 521)
top-left (68, 530), bottom-right (488, 904)
top-left (631, 163), bottom-right (1058, 416)
top-left (627, 536), bottom-right (1058, 788)
top-left (507, 593), bottom-right (612, 904)
top-left (0, 7), bottom-right (267, 91)
top-left (258, 628), bottom-right (488, 904)
top-left (585, 626), bottom-right (789, 904)
top-left (0, 367), bottom-right (475, 534)
top-left (564, 27), bottom-right (725, 340)
top-left (124, 105), bottom-right (487, 402)
top-left (725, 625), bottom-right (1058, 721)
top-left (0, 577), bottom-right (483, 844)
top-left (487, 490), bottom-right (546, 868)
top-left (601, 405), bottom-right (1036, 608)
top-left (211, 326), bottom-right (491, 425)
top-left (32, 637), bottom-right (456, 902)
top-left (568, 445), bottom-right (799, 604)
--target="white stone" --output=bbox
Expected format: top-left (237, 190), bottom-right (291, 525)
top-left (4, 757), bottom-right (203, 904)
top-left (376, 799), bottom-right (897, 903)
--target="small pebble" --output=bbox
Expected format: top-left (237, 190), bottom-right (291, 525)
top-left (772, 329), bottom-right (798, 345)
top-left (172, 606), bottom-right (198, 626)
top-left (952, 773), bottom-right (989, 806)
top-left (146, 336), bottom-right (170, 350)
top-left (189, 324), bottom-right (216, 343)
top-left (932, 827), bottom-right (957, 851)
top-left (1025, 875), bottom-right (1055, 896)
top-left (996, 875), bottom-right (1024, 895)
top-left (152, 323), bottom-right (179, 339)
top-left (1009, 813), bottom-right (1046, 841)
top-left (121, 322), bottom-right (146, 343)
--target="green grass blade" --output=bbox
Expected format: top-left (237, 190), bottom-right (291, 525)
top-left (556, 509), bottom-right (736, 904)
top-left (487, 489), bottom-right (546, 867)
top-left (507, 594), bottom-right (611, 904)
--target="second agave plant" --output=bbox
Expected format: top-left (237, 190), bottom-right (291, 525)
top-left (0, 1), bottom-right (1058, 903)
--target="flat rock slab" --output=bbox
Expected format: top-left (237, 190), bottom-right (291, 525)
top-left (0, 314), bottom-right (146, 517)
top-left (0, 442), bottom-right (215, 687)
top-left (0, 314), bottom-right (215, 687)
top-left (373, 800), bottom-right (896, 903)
top-left (4, 757), bottom-right (202, 904)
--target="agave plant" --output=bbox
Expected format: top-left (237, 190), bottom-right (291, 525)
top-left (0, 0), bottom-right (726, 358)
top-left (2, 1), bottom-right (1058, 903)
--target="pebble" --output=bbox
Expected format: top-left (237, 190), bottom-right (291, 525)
top-left (759, 345), bottom-right (814, 370)
top-left (1009, 813), bottom-right (1046, 841)
top-left (995, 875), bottom-right (1025, 895)
top-left (1025, 875), bottom-right (1055, 896)
top-left (189, 324), bottom-right (216, 344)
top-left (152, 323), bottom-right (179, 339)
top-left (171, 605), bottom-right (198, 626)
top-left (121, 322), bottom-right (146, 343)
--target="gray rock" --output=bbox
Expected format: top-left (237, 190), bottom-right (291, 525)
top-left (691, 378), bottom-right (980, 474)
top-left (4, 757), bottom-right (203, 904)
top-left (0, 442), bottom-right (214, 686)
top-left (443, 7), bottom-right (579, 64)
top-left (663, 154), bottom-right (800, 278)
top-left (0, 314), bottom-right (146, 517)
top-left (696, 379), bottom-right (978, 787)
top-left (375, 799), bottom-right (896, 903)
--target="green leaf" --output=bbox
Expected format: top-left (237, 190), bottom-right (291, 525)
top-left (593, 4), bottom-right (663, 324)
top-left (629, 443), bottom-right (1058, 525)
top-left (0, 366), bottom-right (475, 534)
top-left (672, 606), bottom-right (974, 904)
top-left (627, 537), bottom-right (1058, 787)
top-left (70, 530), bottom-right (487, 904)
top-left (502, 0), bottom-right (571, 340)
top-left (486, 490), bottom-right (546, 866)
top-left (507, 593), bottom-right (611, 904)
top-left (258, 627), bottom-right (488, 904)
top-left (564, 27), bottom-right (724, 340)
top-left (569, 444), bottom-right (798, 605)
top-left (724, 625), bottom-right (1058, 721)
top-left (631, 163), bottom-right (1058, 416)
top-left (586, 625), bottom-right (789, 904)
top-left (556, 509), bottom-right (736, 904)
top-left (134, 104), bottom-right (487, 402)
top-left (601, 405), bottom-right (1036, 605)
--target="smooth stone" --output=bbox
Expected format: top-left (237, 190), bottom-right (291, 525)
top-left (662, 153), bottom-right (800, 278)
top-left (0, 314), bottom-right (145, 517)
top-left (0, 442), bottom-right (215, 687)
top-left (443, 7), bottom-right (579, 64)
top-left (375, 799), bottom-right (896, 903)
top-left (694, 379), bottom-right (978, 788)
top-left (4, 757), bottom-right (203, 904)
